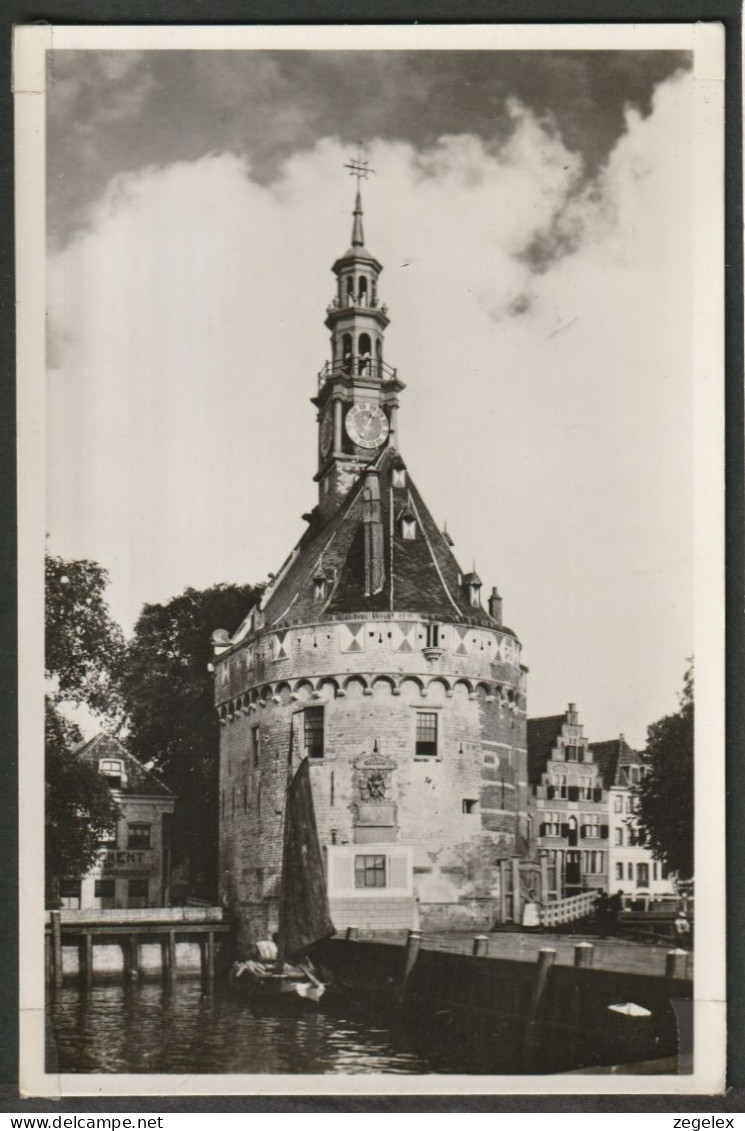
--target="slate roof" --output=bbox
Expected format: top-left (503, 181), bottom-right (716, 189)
top-left (253, 447), bottom-right (517, 639)
top-left (589, 738), bottom-right (642, 790)
top-left (526, 715), bottom-right (566, 785)
top-left (76, 733), bottom-right (173, 798)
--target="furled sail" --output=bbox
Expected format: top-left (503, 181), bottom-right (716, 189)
top-left (278, 757), bottom-right (335, 961)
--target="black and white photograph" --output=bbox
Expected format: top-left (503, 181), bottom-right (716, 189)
top-left (15, 23), bottom-right (725, 1096)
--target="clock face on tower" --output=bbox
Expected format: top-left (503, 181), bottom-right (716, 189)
top-left (345, 403), bottom-right (389, 450)
top-left (319, 407), bottom-right (334, 458)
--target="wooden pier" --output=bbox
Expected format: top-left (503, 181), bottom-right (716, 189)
top-left (46, 907), bottom-right (231, 987)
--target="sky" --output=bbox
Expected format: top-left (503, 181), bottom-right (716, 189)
top-left (45, 47), bottom-right (694, 747)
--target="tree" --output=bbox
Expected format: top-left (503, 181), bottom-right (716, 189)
top-left (45, 552), bottom-right (126, 726)
top-left (122, 582), bottom-right (262, 899)
top-left (635, 665), bottom-right (694, 880)
top-left (45, 552), bottom-right (127, 906)
top-left (45, 701), bottom-right (120, 906)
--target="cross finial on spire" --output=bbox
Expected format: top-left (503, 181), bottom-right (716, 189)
top-left (344, 144), bottom-right (375, 189)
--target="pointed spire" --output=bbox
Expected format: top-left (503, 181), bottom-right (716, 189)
top-left (351, 188), bottom-right (365, 248)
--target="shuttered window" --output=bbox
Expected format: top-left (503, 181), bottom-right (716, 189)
top-left (354, 854), bottom-right (386, 888)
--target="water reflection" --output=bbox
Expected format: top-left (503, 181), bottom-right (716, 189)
top-left (47, 981), bottom-right (437, 1075)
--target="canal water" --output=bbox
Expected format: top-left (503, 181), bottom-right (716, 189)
top-left (47, 980), bottom-right (483, 1075)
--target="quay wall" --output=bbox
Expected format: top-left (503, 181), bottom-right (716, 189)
top-left (314, 937), bottom-right (692, 1073)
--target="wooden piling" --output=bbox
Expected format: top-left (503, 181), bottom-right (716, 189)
top-left (522, 947), bottom-right (556, 1067)
top-left (472, 934), bottom-right (489, 957)
top-left (51, 911), bottom-right (63, 989)
top-left (167, 930), bottom-right (177, 979)
top-left (398, 929), bottom-right (423, 1000)
top-left (574, 942), bottom-right (594, 968)
top-left (666, 948), bottom-right (689, 980)
top-left (81, 932), bottom-right (93, 986)
top-left (204, 931), bottom-right (215, 980)
top-left (124, 936), bottom-right (139, 980)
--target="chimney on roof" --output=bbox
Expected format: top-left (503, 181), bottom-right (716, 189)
top-left (567, 702), bottom-right (578, 724)
top-left (361, 471), bottom-right (385, 596)
top-left (488, 586), bottom-right (502, 625)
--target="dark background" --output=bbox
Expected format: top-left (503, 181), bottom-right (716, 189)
top-left (1, 0), bottom-right (742, 1113)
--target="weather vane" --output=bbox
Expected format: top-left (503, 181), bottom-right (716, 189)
top-left (344, 145), bottom-right (376, 188)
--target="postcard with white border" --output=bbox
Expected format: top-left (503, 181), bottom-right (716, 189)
top-left (15, 22), bottom-right (726, 1096)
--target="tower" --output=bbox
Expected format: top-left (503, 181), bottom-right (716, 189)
top-left (214, 166), bottom-right (528, 946)
top-left (314, 167), bottom-right (404, 518)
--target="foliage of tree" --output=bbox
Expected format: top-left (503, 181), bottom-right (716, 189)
top-left (122, 583), bottom-right (262, 899)
top-left (635, 665), bottom-right (694, 880)
top-left (45, 552), bottom-right (126, 725)
top-left (45, 700), bottom-right (120, 906)
top-left (45, 552), bottom-right (126, 906)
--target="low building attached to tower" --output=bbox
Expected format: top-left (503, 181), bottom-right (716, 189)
top-left (213, 181), bottom-right (528, 943)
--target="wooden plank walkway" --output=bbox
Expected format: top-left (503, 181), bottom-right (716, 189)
top-left (351, 928), bottom-right (693, 979)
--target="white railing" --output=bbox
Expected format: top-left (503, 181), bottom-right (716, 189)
top-left (539, 890), bottom-right (598, 928)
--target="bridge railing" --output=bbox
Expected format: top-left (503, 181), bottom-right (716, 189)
top-left (539, 890), bottom-right (598, 928)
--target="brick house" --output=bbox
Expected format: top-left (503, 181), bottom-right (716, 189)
top-left (58, 734), bottom-right (175, 911)
top-left (590, 736), bottom-right (677, 907)
top-left (213, 187), bottom-right (528, 944)
top-left (527, 704), bottom-right (609, 901)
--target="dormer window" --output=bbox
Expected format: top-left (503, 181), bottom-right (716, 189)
top-left (401, 511), bottom-right (416, 540)
top-left (99, 759), bottom-right (124, 789)
top-left (463, 572), bottom-right (482, 608)
top-left (392, 468), bottom-right (407, 489)
top-left (314, 576), bottom-right (328, 602)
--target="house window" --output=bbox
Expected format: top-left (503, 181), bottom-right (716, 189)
top-left (94, 879), bottom-right (115, 909)
top-left (614, 794), bottom-right (623, 813)
top-left (59, 879), bottom-right (81, 910)
top-left (128, 823), bottom-right (151, 850)
top-left (583, 816), bottom-right (600, 839)
top-left (99, 759), bottom-right (123, 789)
top-left (415, 711), bottom-right (438, 757)
top-left (565, 745), bottom-right (583, 762)
top-left (542, 811), bottom-right (561, 837)
top-left (615, 862), bottom-right (624, 882)
top-left (615, 828), bottom-right (624, 846)
top-left (354, 854), bottom-right (386, 888)
top-left (128, 879), bottom-right (149, 908)
top-left (462, 799), bottom-right (478, 815)
top-left (303, 707), bottom-right (324, 759)
top-left (636, 863), bottom-right (649, 888)
top-left (661, 862), bottom-right (669, 879)
top-left (425, 623), bottom-right (440, 648)
top-left (99, 824), bottom-right (117, 846)
top-left (653, 862), bottom-right (659, 881)
top-left (627, 862), bottom-right (634, 880)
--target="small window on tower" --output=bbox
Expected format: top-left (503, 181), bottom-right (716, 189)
top-left (462, 799), bottom-right (478, 815)
top-left (415, 711), bottom-right (438, 757)
top-left (303, 707), bottom-right (324, 759)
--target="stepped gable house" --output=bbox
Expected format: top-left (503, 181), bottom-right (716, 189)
top-left (527, 704), bottom-right (610, 902)
top-left (213, 183), bottom-right (528, 942)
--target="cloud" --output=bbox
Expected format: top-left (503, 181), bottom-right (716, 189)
top-left (45, 70), bottom-right (694, 745)
top-left (46, 49), bottom-right (690, 251)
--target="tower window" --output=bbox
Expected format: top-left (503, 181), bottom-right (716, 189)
top-left (462, 799), bottom-right (478, 815)
top-left (415, 711), bottom-right (438, 757)
top-left (392, 468), bottom-right (406, 489)
top-left (314, 576), bottom-right (328, 601)
top-left (358, 276), bottom-right (368, 305)
top-left (358, 333), bottom-right (372, 374)
top-left (303, 707), bottom-right (324, 759)
top-left (251, 726), bottom-right (260, 767)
